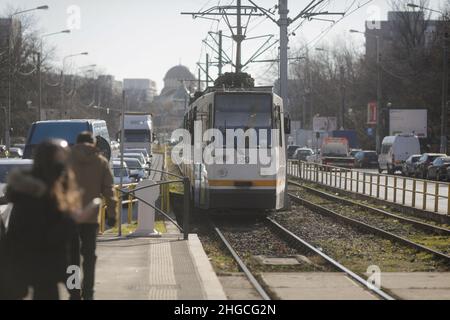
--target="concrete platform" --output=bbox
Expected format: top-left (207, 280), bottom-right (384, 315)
top-left (379, 273), bottom-right (450, 300)
top-left (90, 233), bottom-right (226, 300)
top-left (261, 273), bottom-right (378, 300)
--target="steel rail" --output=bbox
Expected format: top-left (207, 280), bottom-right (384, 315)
top-left (288, 180), bottom-right (450, 236)
top-left (266, 217), bottom-right (395, 301)
top-left (213, 224), bottom-right (271, 300)
top-left (288, 193), bottom-right (450, 263)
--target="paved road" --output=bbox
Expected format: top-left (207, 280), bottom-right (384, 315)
top-left (119, 153), bottom-right (163, 224)
top-left (289, 163), bottom-right (449, 215)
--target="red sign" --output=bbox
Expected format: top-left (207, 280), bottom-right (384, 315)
top-left (367, 102), bottom-right (377, 125)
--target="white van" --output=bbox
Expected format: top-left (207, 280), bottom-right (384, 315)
top-left (378, 135), bottom-right (421, 174)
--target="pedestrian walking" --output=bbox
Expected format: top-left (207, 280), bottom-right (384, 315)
top-left (2, 139), bottom-right (81, 300)
top-left (69, 131), bottom-right (117, 300)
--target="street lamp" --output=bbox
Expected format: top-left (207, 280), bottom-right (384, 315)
top-left (5, 5), bottom-right (49, 149)
top-left (406, 4), bottom-right (449, 153)
top-left (38, 29), bottom-right (71, 121)
top-left (61, 52), bottom-right (89, 119)
top-left (407, 3), bottom-right (450, 18)
top-left (350, 29), bottom-right (383, 153)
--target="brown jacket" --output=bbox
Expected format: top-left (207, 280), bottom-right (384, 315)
top-left (71, 143), bottom-right (117, 223)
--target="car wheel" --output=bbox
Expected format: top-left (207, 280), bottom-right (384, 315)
top-left (378, 166), bottom-right (383, 174)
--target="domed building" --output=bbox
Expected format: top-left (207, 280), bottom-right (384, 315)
top-left (153, 65), bottom-right (199, 134)
top-left (160, 65), bottom-right (197, 97)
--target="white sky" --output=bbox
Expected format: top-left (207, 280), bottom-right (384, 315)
top-left (1, 0), bottom-right (447, 92)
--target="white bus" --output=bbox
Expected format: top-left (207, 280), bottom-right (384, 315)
top-left (122, 113), bottom-right (153, 156)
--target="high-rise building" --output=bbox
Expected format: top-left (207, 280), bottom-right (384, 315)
top-left (365, 11), bottom-right (446, 60)
top-left (123, 78), bottom-right (157, 111)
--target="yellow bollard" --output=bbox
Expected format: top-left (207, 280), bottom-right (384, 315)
top-left (423, 181), bottom-right (427, 211)
top-left (434, 183), bottom-right (439, 213)
top-left (402, 178), bottom-right (407, 205)
top-left (384, 175), bottom-right (388, 200)
top-left (128, 185), bottom-right (135, 224)
top-left (376, 174), bottom-right (380, 198)
top-left (447, 184), bottom-right (450, 215)
top-left (393, 176), bottom-right (397, 203)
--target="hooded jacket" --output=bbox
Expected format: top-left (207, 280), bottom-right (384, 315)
top-left (71, 143), bottom-right (117, 223)
top-left (1, 170), bottom-right (76, 298)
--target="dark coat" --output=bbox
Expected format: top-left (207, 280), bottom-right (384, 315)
top-left (0, 170), bottom-right (76, 299)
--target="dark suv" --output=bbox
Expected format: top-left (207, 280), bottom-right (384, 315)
top-left (354, 151), bottom-right (378, 168)
top-left (415, 153), bottom-right (447, 179)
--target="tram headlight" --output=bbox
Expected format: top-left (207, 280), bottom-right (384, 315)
top-left (218, 168), bottom-right (228, 177)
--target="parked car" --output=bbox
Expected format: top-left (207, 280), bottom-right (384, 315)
top-left (378, 135), bottom-right (421, 174)
top-left (293, 148), bottom-right (314, 161)
top-left (349, 149), bottom-right (362, 158)
top-left (354, 151), bottom-right (378, 168)
top-left (0, 159), bottom-right (34, 228)
top-left (426, 157), bottom-right (450, 181)
top-left (112, 160), bottom-right (135, 185)
top-left (124, 148), bottom-right (152, 164)
top-left (123, 153), bottom-right (148, 169)
top-left (114, 157), bottom-right (148, 181)
top-left (415, 153), bottom-right (447, 179)
top-left (401, 155), bottom-right (421, 176)
top-left (287, 145), bottom-right (301, 159)
top-left (8, 147), bottom-right (23, 158)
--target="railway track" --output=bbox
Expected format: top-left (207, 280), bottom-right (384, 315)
top-left (287, 183), bottom-right (450, 263)
top-left (289, 180), bottom-right (450, 233)
top-left (265, 217), bottom-right (395, 300)
top-left (209, 216), bottom-right (397, 300)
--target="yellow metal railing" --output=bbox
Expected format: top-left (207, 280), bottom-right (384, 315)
top-left (288, 160), bottom-right (450, 215)
top-left (98, 183), bottom-right (138, 234)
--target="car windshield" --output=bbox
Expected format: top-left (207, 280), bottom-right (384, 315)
top-left (124, 130), bottom-right (151, 143)
top-left (124, 159), bottom-right (142, 169)
top-left (297, 150), bottom-right (312, 155)
top-left (113, 167), bottom-right (129, 177)
top-left (0, 163), bottom-right (33, 183)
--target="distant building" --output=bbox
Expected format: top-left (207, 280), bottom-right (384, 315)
top-left (365, 11), bottom-right (446, 60)
top-left (154, 65), bottom-right (198, 134)
top-left (123, 78), bottom-right (157, 111)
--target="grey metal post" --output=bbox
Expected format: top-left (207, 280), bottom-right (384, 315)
top-left (183, 177), bottom-right (190, 240)
top-left (340, 65), bottom-right (345, 130)
top-left (218, 30), bottom-right (223, 76)
top-left (235, 0), bottom-right (243, 73)
top-left (6, 18), bottom-right (12, 149)
top-left (119, 90), bottom-right (126, 237)
top-left (376, 36), bottom-right (382, 154)
top-left (279, 0), bottom-right (290, 209)
top-left (440, 34), bottom-right (448, 154)
top-left (206, 53), bottom-right (209, 88)
top-left (38, 51), bottom-right (42, 121)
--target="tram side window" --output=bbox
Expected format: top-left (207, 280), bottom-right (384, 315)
top-left (274, 105), bottom-right (283, 147)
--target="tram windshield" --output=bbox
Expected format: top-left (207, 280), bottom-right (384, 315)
top-left (214, 93), bottom-right (275, 148)
top-left (215, 94), bottom-right (272, 130)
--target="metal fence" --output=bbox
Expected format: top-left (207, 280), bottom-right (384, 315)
top-left (288, 160), bottom-right (450, 215)
top-left (97, 170), bottom-right (191, 239)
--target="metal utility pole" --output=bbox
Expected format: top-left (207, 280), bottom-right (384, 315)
top-left (218, 30), bottom-right (223, 76)
top-left (340, 65), bottom-right (346, 130)
top-left (278, 0), bottom-right (289, 109)
top-left (235, 0), bottom-right (243, 73)
top-left (440, 34), bottom-right (448, 154)
top-left (376, 36), bottom-right (382, 154)
top-left (198, 68), bottom-right (201, 91)
top-left (206, 53), bottom-right (210, 87)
